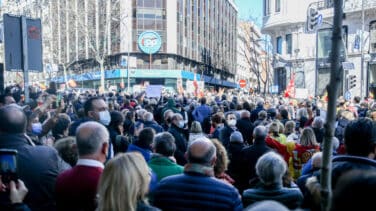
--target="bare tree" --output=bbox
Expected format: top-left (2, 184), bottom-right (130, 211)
top-left (239, 22), bottom-right (269, 94)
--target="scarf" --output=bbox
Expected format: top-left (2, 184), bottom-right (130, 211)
top-left (184, 163), bottom-right (214, 177)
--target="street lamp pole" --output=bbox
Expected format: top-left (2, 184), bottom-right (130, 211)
top-left (360, 0), bottom-right (365, 97)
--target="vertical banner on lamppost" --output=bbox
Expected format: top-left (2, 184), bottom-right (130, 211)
top-left (3, 14), bottom-right (43, 102)
top-left (26, 18), bottom-right (43, 72)
top-left (3, 14), bottom-right (22, 71)
top-left (3, 14), bottom-right (42, 72)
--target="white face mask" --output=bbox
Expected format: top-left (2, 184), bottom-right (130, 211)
top-left (178, 120), bottom-right (185, 128)
top-left (228, 119), bottom-right (237, 127)
top-left (99, 110), bottom-right (111, 126)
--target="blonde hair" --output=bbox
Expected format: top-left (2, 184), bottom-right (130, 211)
top-left (97, 152), bottom-right (150, 211)
top-left (210, 138), bottom-right (229, 176)
top-left (190, 121), bottom-right (203, 133)
top-left (300, 127), bottom-right (318, 147)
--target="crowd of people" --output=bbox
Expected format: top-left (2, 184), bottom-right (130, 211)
top-left (0, 81), bottom-right (376, 211)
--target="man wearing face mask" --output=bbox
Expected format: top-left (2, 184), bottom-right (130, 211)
top-left (219, 112), bottom-right (238, 149)
top-left (168, 113), bottom-right (188, 165)
top-left (69, 97), bottom-right (111, 136)
top-left (69, 97), bottom-right (113, 159)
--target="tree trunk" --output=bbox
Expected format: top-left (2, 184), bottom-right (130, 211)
top-left (85, 0), bottom-right (89, 59)
top-left (100, 60), bottom-right (105, 93)
top-left (66, 1), bottom-right (70, 62)
top-left (320, 1), bottom-right (344, 211)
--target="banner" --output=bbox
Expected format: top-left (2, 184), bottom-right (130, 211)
top-left (284, 73), bottom-right (295, 98)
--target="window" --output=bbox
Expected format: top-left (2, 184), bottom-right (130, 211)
top-left (370, 21), bottom-right (376, 53)
top-left (317, 26), bottom-right (347, 58)
top-left (264, 0), bottom-right (270, 16)
top-left (286, 34), bottom-right (292, 54)
top-left (275, 0), bottom-right (281, 12)
top-left (276, 36), bottom-right (282, 54)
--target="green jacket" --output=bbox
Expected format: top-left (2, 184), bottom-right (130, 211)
top-left (148, 155), bottom-right (184, 181)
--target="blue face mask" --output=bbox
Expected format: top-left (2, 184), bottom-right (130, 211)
top-left (32, 123), bottom-right (43, 135)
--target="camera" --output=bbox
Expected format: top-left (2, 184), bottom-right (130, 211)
top-left (0, 149), bottom-right (18, 184)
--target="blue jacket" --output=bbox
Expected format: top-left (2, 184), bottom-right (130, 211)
top-left (154, 172), bottom-right (243, 211)
top-left (192, 104), bottom-right (211, 123)
top-left (127, 143), bottom-right (152, 162)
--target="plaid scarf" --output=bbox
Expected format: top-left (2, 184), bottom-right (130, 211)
top-left (184, 163), bottom-right (214, 177)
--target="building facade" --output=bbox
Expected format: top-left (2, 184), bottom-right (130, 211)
top-left (262, 0), bottom-right (376, 98)
top-left (237, 21), bottom-right (262, 91)
top-left (1, 0), bottom-right (238, 92)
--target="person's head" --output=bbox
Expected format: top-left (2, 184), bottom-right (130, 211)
top-left (163, 109), bottom-right (173, 124)
top-left (311, 152), bottom-right (323, 169)
top-left (84, 97), bottom-right (111, 126)
top-left (210, 138), bottom-right (229, 176)
top-left (0, 105), bottom-right (27, 134)
top-left (258, 110), bottom-right (267, 120)
top-left (54, 136), bottom-right (78, 167)
top-left (76, 121), bottom-right (109, 163)
top-left (244, 200), bottom-right (289, 211)
top-left (153, 132), bottom-right (176, 157)
top-left (0, 94), bottom-right (16, 107)
top-left (136, 109), bottom-right (147, 121)
top-left (344, 118), bottom-right (376, 158)
top-left (225, 112), bottom-right (237, 127)
top-left (256, 151), bottom-right (287, 186)
top-left (138, 127), bottom-right (155, 149)
top-left (143, 112), bottom-right (154, 122)
top-left (240, 110), bottom-right (251, 119)
top-left (300, 127), bottom-right (318, 146)
top-left (171, 113), bottom-right (184, 128)
top-left (230, 131), bottom-right (244, 144)
top-left (353, 96), bottom-right (361, 104)
top-left (279, 109), bottom-right (289, 120)
top-left (332, 136), bottom-right (340, 152)
top-left (109, 111), bottom-right (124, 133)
top-left (97, 153), bottom-right (151, 211)
top-left (253, 125), bottom-right (267, 140)
top-left (331, 170), bottom-right (376, 211)
top-left (211, 113), bottom-right (223, 126)
top-left (200, 97), bottom-right (207, 105)
top-left (312, 116), bottom-right (324, 129)
top-left (190, 121), bottom-right (202, 133)
top-left (268, 121), bottom-right (280, 137)
top-left (284, 120), bottom-right (296, 135)
top-left (52, 113), bottom-right (72, 139)
top-left (125, 110), bottom-right (135, 122)
top-left (186, 137), bottom-right (216, 167)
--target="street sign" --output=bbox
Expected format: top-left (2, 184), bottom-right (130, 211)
top-left (239, 79), bottom-right (247, 88)
top-left (344, 91), bottom-right (351, 101)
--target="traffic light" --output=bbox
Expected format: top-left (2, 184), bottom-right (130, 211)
top-left (307, 8), bottom-right (319, 32)
top-left (347, 75), bottom-right (357, 90)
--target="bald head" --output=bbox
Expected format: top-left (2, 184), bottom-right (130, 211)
top-left (241, 110), bottom-right (251, 118)
top-left (0, 105), bottom-right (27, 134)
top-left (76, 121), bottom-right (109, 157)
top-left (311, 152), bottom-right (323, 169)
top-left (187, 137), bottom-right (216, 166)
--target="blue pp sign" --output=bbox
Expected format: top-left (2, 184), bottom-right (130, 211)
top-left (138, 31), bottom-right (162, 54)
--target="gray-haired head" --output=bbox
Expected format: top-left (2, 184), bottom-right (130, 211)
top-left (253, 125), bottom-right (267, 140)
top-left (76, 121), bottom-right (109, 157)
top-left (332, 136), bottom-right (340, 151)
top-left (230, 131), bottom-right (244, 143)
top-left (312, 116), bottom-right (324, 129)
top-left (187, 137), bottom-right (216, 166)
top-left (153, 132), bottom-right (176, 157)
top-left (143, 112), bottom-right (154, 122)
top-left (240, 110), bottom-right (251, 118)
top-left (244, 200), bottom-right (289, 211)
top-left (256, 151), bottom-right (287, 186)
top-left (311, 152), bottom-right (323, 169)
